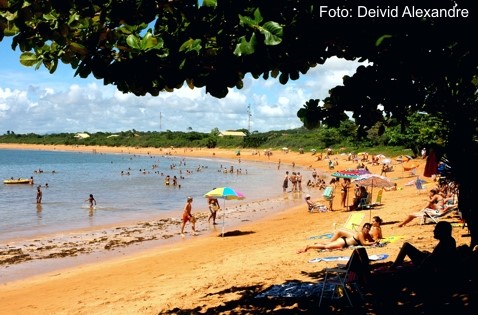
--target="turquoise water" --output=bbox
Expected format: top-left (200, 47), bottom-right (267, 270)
top-left (0, 149), bottom-right (289, 241)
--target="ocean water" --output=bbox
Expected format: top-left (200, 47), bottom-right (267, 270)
top-left (0, 149), bottom-right (292, 242)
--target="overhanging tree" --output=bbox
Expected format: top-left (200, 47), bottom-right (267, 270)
top-left (1, 0), bottom-right (477, 245)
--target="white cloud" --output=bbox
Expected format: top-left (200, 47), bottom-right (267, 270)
top-left (0, 46), bottom-right (363, 134)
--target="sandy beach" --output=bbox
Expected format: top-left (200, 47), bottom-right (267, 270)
top-left (0, 143), bottom-right (470, 314)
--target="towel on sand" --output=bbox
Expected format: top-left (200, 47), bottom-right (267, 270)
top-left (308, 254), bottom-right (389, 263)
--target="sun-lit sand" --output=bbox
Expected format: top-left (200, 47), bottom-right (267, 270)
top-left (0, 143), bottom-right (468, 314)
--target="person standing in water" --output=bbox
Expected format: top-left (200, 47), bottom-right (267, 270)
top-left (86, 194), bottom-right (96, 208)
top-left (36, 186), bottom-right (42, 204)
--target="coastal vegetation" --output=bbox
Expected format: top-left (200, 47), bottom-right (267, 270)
top-left (1, 112), bottom-right (444, 158)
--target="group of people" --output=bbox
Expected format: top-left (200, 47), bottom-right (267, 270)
top-left (297, 213), bottom-right (457, 276)
top-left (180, 194), bottom-right (222, 237)
top-left (282, 171), bottom-right (303, 192)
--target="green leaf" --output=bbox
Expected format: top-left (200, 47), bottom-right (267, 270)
top-left (69, 42), bottom-right (88, 55)
top-left (375, 34), bottom-right (392, 46)
top-left (233, 34), bottom-right (256, 56)
top-left (238, 8), bottom-right (262, 26)
top-left (179, 38), bottom-right (202, 53)
top-left (126, 34), bottom-right (141, 49)
top-left (253, 8), bottom-right (263, 24)
top-left (260, 21), bottom-right (283, 46)
top-left (19, 52), bottom-right (39, 67)
top-left (202, 0), bottom-right (217, 8)
top-left (141, 33), bottom-right (158, 50)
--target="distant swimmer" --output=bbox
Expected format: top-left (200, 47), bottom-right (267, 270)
top-left (86, 194), bottom-right (96, 208)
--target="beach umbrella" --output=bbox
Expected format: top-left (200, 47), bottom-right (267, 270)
top-left (381, 158), bottom-right (392, 165)
top-left (331, 169), bottom-right (370, 179)
top-left (353, 174), bottom-right (395, 221)
top-left (354, 174), bottom-right (395, 190)
top-left (403, 160), bottom-right (420, 170)
top-left (204, 187), bottom-right (246, 237)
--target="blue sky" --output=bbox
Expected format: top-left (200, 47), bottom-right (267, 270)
top-left (0, 37), bottom-right (362, 134)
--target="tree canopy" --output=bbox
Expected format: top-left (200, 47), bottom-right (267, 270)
top-left (1, 0), bottom-right (477, 244)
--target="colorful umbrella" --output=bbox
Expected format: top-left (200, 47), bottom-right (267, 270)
top-left (331, 169), bottom-right (370, 179)
top-left (204, 187), bottom-right (245, 236)
top-left (353, 174), bottom-right (395, 221)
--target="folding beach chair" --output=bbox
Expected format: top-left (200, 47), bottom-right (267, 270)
top-left (371, 189), bottom-right (383, 206)
top-left (334, 212), bottom-right (365, 232)
top-left (322, 186), bottom-right (335, 211)
top-left (322, 186), bottom-right (334, 200)
top-left (319, 248), bottom-right (370, 306)
top-left (356, 194), bottom-right (372, 210)
top-left (415, 177), bottom-right (427, 194)
top-left (421, 205), bottom-right (458, 225)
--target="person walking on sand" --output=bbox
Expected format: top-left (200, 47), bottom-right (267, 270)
top-left (181, 196), bottom-right (197, 237)
top-left (86, 194), bottom-right (96, 208)
top-left (36, 186), bottom-right (42, 204)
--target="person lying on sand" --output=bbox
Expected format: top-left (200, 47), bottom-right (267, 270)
top-left (322, 216), bottom-right (383, 243)
top-left (297, 223), bottom-right (379, 253)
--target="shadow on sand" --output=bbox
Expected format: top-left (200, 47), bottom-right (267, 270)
top-left (159, 261), bottom-right (477, 315)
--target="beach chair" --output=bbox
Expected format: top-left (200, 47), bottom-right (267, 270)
top-left (322, 186), bottom-right (335, 211)
top-left (356, 194), bottom-right (372, 210)
top-left (319, 248), bottom-right (370, 306)
top-left (415, 178), bottom-right (427, 194)
top-left (371, 189), bottom-right (383, 206)
top-left (421, 205), bottom-right (458, 225)
top-left (322, 186), bottom-right (334, 200)
top-left (334, 212), bottom-right (365, 232)
top-left (305, 197), bottom-right (328, 213)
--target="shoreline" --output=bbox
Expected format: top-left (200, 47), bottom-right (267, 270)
top-left (1, 195), bottom-right (302, 283)
top-left (1, 144), bottom-right (304, 283)
top-left (0, 143), bottom-right (469, 314)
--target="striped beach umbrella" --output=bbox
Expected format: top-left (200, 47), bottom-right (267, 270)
top-left (204, 187), bottom-right (246, 236)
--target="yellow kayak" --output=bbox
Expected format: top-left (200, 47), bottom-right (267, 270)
top-left (3, 178), bottom-right (32, 184)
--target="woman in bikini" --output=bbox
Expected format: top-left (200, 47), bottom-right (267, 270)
top-left (321, 216), bottom-right (384, 243)
top-left (340, 178), bottom-right (350, 208)
top-left (297, 223), bottom-right (378, 253)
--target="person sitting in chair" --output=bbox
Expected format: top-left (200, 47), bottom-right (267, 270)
top-left (305, 194), bottom-right (327, 212)
top-left (349, 185), bottom-right (368, 210)
top-left (397, 188), bottom-right (444, 227)
top-left (390, 221), bottom-right (456, 273)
